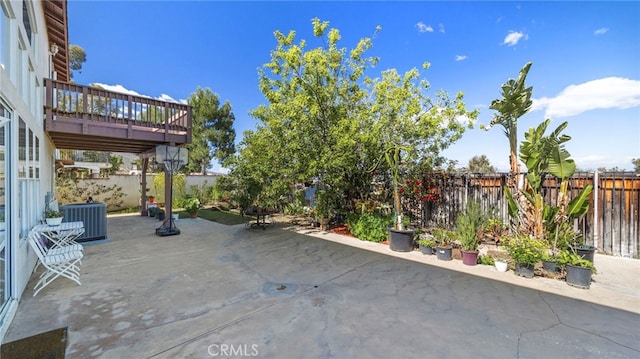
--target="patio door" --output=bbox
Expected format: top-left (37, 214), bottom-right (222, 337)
top-left (0, 102), bottom-right (10, 314)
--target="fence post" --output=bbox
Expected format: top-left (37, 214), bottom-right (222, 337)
top-left (593, 170), bottom-right (599, 250)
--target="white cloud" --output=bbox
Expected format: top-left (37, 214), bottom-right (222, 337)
top-left (503, 31), bottom-right (527, 46)
top-left (416, 22), bottom-right (433, 33)
top-left (531, 77), bottom-right (640, 118)
top-left (92, 83), bottom-right (145, 97)
top-left (438, 24), bottom-right (445, 33)
top-left (158, 94), bottom-right (178, 103)
top-left (90, 83), bottom-right (182, 103)
top-left (455, 55), bottom-right (467, 62)
top-left (594, 27), bottom-right (609, 35)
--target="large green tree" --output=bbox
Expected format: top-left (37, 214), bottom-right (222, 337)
top-left (367, 66), bottom-right (476, 228)
top-left (230, 18), bottom-right (476, 215)
top-left (184, 88), bottom-right (236, 174)
top-left (467, 155), bottom-right (496, 173)
top-left (233, 18), bottom-right (378, 211)
top-left (69, 44), bottom-right (86, 79)
top-left (632, 158), bottom-right (640, 173)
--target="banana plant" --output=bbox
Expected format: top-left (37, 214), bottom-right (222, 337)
top-left (508, 119), bottom-right (593, 244)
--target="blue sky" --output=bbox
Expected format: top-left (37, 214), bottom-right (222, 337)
top-left (68, 1), bottom-right (640, 173)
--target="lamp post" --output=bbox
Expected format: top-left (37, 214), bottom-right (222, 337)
top-left (154, 145), bottom-right (188, 236)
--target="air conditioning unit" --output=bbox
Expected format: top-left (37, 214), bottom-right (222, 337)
top-left (60, 202), bottom-right (108, 242)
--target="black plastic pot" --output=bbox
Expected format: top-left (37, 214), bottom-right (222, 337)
top-left (542, 260), bottom-right (558, 273)
top-left (576, 246), bottom-right (596, 263)
top-left (514, 262), bottom-right (535, 278)
top-left (419, 245), bottom-right (434, 255)
top-left (436, 247), bottom-right (452, 261)
top-left (566, 264), bottom-right (592, 289)
top-left (388, 228), bottom-right (415, 252)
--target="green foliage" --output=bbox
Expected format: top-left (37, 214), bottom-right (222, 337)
top-left (467, 155), bottom-right (496, 173)
top-left (44, 209), bottom-right (63, 218)
top-left (152, 173), bottom-right (186, 205)
top-left (456, 200), bottom-right (485, 251)
top-left (184, 87), bottom-right (236, 174)
top-left (485, 217), bottom-right (507, 239)
top-left (179, 195), bottom-right (201, 214)
top-left (55, 177), bottom-right (124, 211)
top-left (478, 254), bottom-right (495, 266)
top-left (504, 235), bottom-right (546, 265)
top-left (485, 62), bottom-right (533, 177)
top-left (431, 228), bottom-right (455, 248)
top-left (69, 44), bottom-right (87, 79)
top-left (346, 213), bottom-right (391, 243)
top-left (230, 18), bottom-right (476, 221)
top-left (556, 250), bottom-right (596, 272)
top-left (284, 189), bottom-right (308, 215)
top-left (417, 237), bottom-right (436, 248)
top-left (193, 209), bottom-right (247, 226)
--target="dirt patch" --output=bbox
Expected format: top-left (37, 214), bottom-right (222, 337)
top-left (330, 224), bottom-right (356, 238)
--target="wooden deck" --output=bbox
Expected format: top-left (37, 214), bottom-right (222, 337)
top-left (44, 79), bottom-right (192, 154)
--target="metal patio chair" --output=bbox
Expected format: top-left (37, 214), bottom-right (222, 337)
top-left (28, 231), bottom-right (84, 296)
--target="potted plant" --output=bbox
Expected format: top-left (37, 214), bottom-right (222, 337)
top-left (541, 252), bottom-right (560, 273)
top-left (44, 209), bottom-right (64, 226)
top-left (370, 144), bottom-right (416, 252)
top-left (557, 250), bottom-right (596, 289)
top-left (181, 196), bottom-right (201, 218)
top-left (494, 258), bottom-right (508, 272)
top-left (432, 228), bottom-right (454, 261)
top-left (366, 67), bottom-right (476, 252)
top-left (504, 235), bottom-right (546, 278)
top-left (456, 200), bottom-right (484, 266)
top-left (416, 230), bottom-right (436, 255)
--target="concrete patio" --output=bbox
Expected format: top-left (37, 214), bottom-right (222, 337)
top-left (5, 214), bottom-right (640, 358)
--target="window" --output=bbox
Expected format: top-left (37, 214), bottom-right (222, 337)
top-left (0, 3), bottom-right (9, 71)
top-left (21, 1), bottom-right (31, 45)
top-left (0, 105), bottom-right (9, 310)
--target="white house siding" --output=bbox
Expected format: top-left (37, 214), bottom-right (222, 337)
top-left (0, 0), bottom-right (57, 341)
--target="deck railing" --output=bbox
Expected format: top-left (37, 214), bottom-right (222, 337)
top-left (44, 79), bottom-right (191, 139)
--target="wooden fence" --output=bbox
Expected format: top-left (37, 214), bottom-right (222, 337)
top-left (406, 172), bottom-right (640, 258)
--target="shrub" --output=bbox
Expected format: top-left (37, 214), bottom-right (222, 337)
top-left (456, 200), bottom-right (485, 251)
top-left (478, 254), bottom-right (495, 266)
top-left (346, 213), bottom-right (391, 243)
top-left (431, 228), bottom-right (455, 248)
top-left (504, 235), bottom-right (546, 265)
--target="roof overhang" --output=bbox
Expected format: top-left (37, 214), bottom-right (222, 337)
top-left (43, 0), bottom-right (70, 82)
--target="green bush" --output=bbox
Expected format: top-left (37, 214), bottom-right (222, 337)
top-left (505, 235), bottom-right (546, 265)
top-left (346, 213), bottom-right (391, 243)
top-left (478, 254), bottom-right (495, 266)
top-left (456, 200), bottom-right (485, 251)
